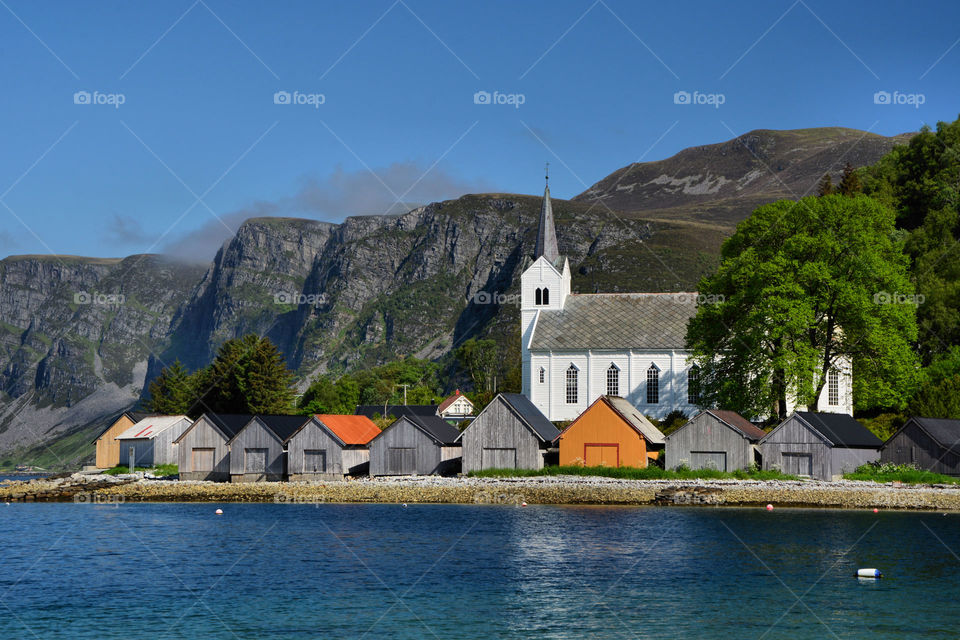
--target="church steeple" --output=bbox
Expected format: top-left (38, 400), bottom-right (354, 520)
top-left (534, 163), bottom-right (559, 263)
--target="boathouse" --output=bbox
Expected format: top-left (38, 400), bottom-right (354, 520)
top-left (664, 409), bottom-right (765, 471)
top-left (174, 414), bottom-right (253, 481)
top-left (759, 411), bottom-right (881, 480)
top-left (555, 395), bottom-right (664, 468)
top-left (115, 415), bottom-right (192, 468)
top-left (880, 417), bottom-right (960, 475)
top-left (369, 414), bottom-right (462, 476)
top-left (286, 414), bottom-right (381, 480)
top-left (459, 393), bottom-right (560, 473)
top-left (227, 415), bottom-right (311, 482)
top-left (92, 410), bottom-right (152, 468)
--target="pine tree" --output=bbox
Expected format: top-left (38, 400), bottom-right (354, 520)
top-left (816, 173), bottom-right (834, 197)
top-left (146, 360), bottom-right (193, 414)
top-left (192, 335), bottom-right (295, 415)
top-left (838, 162), bottom-right (862, 196)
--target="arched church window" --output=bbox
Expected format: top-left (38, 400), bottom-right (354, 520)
top-left (646, 364), bottom-right (660, 404)
top-left (541, 288), bottom-right (549, 305)
top-left (606, 364), bottom-right (619, 397)
top-left (687, 366), bottom-right (700, 405)
top-left (827, 369), bottom-right (839, 406)
top-left (565, 365), bottom-right (578, 404)
top-left (535, 288), bottom-right (542, 305)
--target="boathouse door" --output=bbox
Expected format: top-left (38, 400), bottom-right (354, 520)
top-left (245, 448), bottom-right (268, 475)
top-left (781, 452), bottom-right (813, 476)
top-left (304, 449), bottom-right (326, 473)
top-left (481, 447), bottom-right (517, 469)
top-left (584, 444), bottom-right (619, 467)
top-left (690, 451), bottom-right (727, 471)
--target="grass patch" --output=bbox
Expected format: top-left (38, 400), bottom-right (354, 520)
top-left (104, 464), bottom-right (178, 477)
top-left (843, 462), bottom-right (959, 485)
top-left (468, 464), bottom-right (798, 481)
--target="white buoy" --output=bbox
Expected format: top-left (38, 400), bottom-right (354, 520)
top-left (856, 568), bottom-right (882, 579)
top-left (215, 508), bottom-right (223, 515)
top-left (521, 502), bottom-right (527, 507)
top-left (402, 503), bottom-right (407, 508)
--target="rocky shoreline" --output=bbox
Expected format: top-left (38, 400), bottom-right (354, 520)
top-left (2, 473), bottom-right (960, 510)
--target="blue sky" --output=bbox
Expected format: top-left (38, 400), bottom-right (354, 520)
top-left (1, 0), bottom-right (958, 260)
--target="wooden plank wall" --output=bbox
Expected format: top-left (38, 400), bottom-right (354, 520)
top-left (665, 413), bottom-right (752, 471)
top-left (461, 399), bottom-right (543, 474)
top-left (370, 418), bottom-right (441, 476)
top-left (760, 416), bottom-right (832, 480)
top-left (287, 420), bottom-right (346, 480)
top-left (95, 415), bottom-right (135, 468)
top-left (177, 418), bottom-right (231, 481)
top-left (882, 422), bottom-right (960, 475)
top-left (229, 419), bottom-right (285, 481)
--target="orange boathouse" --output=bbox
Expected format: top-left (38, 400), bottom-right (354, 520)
top-left (555, 396), bottom-right (665, 468)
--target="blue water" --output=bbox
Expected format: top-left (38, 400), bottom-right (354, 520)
top-left (0, 504), bottom-right (957, 639)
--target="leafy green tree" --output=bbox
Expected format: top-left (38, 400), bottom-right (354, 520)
top-left (145, 360), bottom-right (193, 414)
top-left (909, 375), bottom-right (960, 419)
top-left (686, 194), bottom-right (920, 420)
top-left (861, 116), bottom-right (960, 361)
top-left (193, 335), bottom-right (295, 415)
top-left (456, 338), bottom-right (499, 393)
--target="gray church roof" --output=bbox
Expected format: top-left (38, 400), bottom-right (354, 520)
top-left (528, 293), bottom-right (698, 351)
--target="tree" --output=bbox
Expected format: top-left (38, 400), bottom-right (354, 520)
top-left (816, 173), bottom-right (834, 197)
top-left (837, 162), bottom-right (862, 196)
top-left (455, 338), bottom-right (499, 393)
top-left (192, 335), bottom-right (295, 415)
top-left (686, 194), bottom-right (920, 420)
top-left (909, 375), bottom-right (960, 419)
top-left (145, 360), bottom-right (193, 414)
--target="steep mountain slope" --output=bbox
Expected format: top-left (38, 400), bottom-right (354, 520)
top-left (574, 128), bottom-right (914, 226)
top-left (0, 255), bottom-right (206, 467)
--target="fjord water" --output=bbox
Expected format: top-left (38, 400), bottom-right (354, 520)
top-left (1, 504), bottom-right (957, 638)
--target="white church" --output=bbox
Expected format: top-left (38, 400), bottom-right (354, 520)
top-left (519, 177), bottom-right (853, 422)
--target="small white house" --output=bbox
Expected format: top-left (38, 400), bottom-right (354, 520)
top-left (437, 390), bottom-right (475, 423)
top-left (115, 415), bottom-right (192, 468)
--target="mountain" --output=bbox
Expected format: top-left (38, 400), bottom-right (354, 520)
top-left (0, 126), bottom-right (914, 468)
top-left (573, 127), bottom-right (914, 227)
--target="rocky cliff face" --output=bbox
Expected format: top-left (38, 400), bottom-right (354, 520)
top-left (0, 255), bottom-right (206, 462)
top-left (160, 194), bottom-right (707, 384)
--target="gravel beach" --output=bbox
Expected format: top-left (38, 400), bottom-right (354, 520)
top-left (3, 473), bottom-right (960, 510)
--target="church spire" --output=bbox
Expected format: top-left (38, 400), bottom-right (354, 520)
top-left (534, 163), bottom-right (559, 263)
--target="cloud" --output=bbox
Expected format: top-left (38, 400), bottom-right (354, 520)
top-left (105, 214), bottom-right (155, 246)
top-left (161, 162), bottom-right (494, 263)
top-left (0, 230), bottom-right (18, 252)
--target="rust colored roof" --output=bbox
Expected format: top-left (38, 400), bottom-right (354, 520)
top-left (709, 410), bottom-right (767, 441)
top-left (316, 414), bottom-right (381, 445)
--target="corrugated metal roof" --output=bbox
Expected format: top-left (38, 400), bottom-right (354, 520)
top-left (793, 411), bottom-right (882, 448)
top-left (355, 405), bottom-right (438, 419)
top-left (404, 414), bottom-right (462, 445)
top-left (316, 414), bottom-right (382, 445)
top-left (528, 293), bottom-right (697, 351)
top-left (604, 396), bottom-right (666, 445)
top-left (906, 417), bottom-right (960, 453)
top-left (115, 415), bottom-right (190, 441)
top-left (92, 411), bottom-right (156, 443)
top-left (253, 415), bottom-right (314, 443)
top-left (499, 393), bottom-right (560, 443)
top-left (708, 409), bottom-right (767, 441)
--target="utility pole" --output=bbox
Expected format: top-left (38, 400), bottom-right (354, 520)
top-left (398, 384), bottom-right (410, 405)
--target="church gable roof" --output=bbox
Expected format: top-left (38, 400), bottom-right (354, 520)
top-left (528, 293), bottom-right (698, 351)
